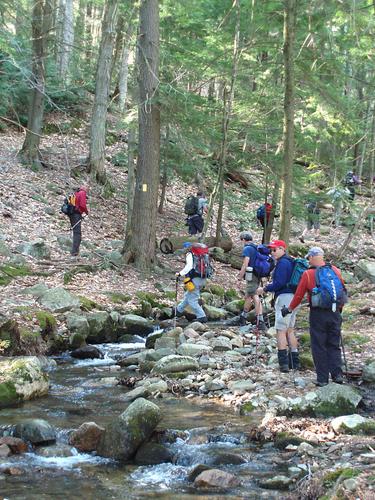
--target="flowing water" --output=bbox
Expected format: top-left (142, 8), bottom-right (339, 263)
top-left (0, 341), bottom-right (298, 499)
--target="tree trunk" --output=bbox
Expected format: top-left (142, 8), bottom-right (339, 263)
top-left (158, 125), bottom-right (169, 214)
top-left (20, 0), bottom-right (52, 167)
top-left (125, 124), bottom-right (137, 239)
top-left (87, 0), bottom-right (118, 184)
top-left (279, 0), bottom-right (296, 244)
top-left (56, 0), bottom-right (74, 84)
top-left (123, 0), bottom-right (160, 271)
top-left (264, 180), bottom-right (280, 244)
top-left (85, 1), bottom-right (93, 66)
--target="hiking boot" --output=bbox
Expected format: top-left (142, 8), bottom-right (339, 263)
top-left (314, 381), bottom-right (328, 387)
top-left (176, 310), bottom-right (184, 318)
top-left (196, 316), bottom-right (208, 323)
top-left (278, 349), bottom-right (289, 373)
top-left (239, 314), bottom-right (247, 326)
top-left (288, 351), bottom-right (301, 370)
top-left (257, 320), bottom-right (267, 332)
top-left (332, 374), bottom-right (344, 384)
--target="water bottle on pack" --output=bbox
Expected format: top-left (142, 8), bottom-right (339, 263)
top-left (245, 267), bottom-right (253, 281)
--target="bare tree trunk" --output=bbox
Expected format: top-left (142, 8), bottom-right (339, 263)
top-left (20, 0), bottom-right (52, 167)
top-left (85, 1), bottom-right (93, 66)
top-left (279, 0), bottom-right (296, 244)
top-left (117, 7), bottom-right (137, 111)
top-left (56, 0), bottom-right (74, 83)
top-left (370, 103), bottom-right (375, 198)
top-left (125, 124), bottom-right (137, 238)
top-left (87, 0), bottom-right (118, 184)
top-left (264, 179), bottom-right (280, 243)
top-left (158, 125), bottom-right (170, 214)
top-left (123, 0), bottom-right (160, 271)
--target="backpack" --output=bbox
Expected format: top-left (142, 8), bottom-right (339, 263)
top-left (252, 244), bottom-right (275, 278)
top-left (189, 243), bottom-right (214, 279)
top-left (256, 205), bottom-right (265, 220)
top-left (61, 192), bottom-right (77, 216)
top-left (306, 201), bottom-right (319, 214)
top-left (287, 257), bottom-right (309, 291)
top-left (311, 264), bottom-right (347, 311)
top-left (184, 196), bottom-right (199, 216)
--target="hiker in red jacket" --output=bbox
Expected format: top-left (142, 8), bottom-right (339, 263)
top-left (282, 247), bottom-right (347, 387)
top-left (69, 185), bottom-right (89, 256)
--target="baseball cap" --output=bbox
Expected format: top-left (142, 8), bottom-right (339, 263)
top-left (305, 246), bottom-right (324, 258)
top-left (268, 239), bottom-right (287, 249)
top-left (182, 242), bottom-right (192, 248)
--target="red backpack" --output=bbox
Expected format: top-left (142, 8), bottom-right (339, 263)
top-left (189, 243), bottom-right (214, 279)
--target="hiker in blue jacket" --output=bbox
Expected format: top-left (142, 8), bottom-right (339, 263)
top-left (256, 239), bottom-right (300, 372)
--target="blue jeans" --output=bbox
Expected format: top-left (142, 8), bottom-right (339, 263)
top-left (177, 277), bottom-right (206, 318)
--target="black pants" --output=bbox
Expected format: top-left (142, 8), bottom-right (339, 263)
top-left (68, 212), bottom-right (83, 255)
top-left (309, 308), bottom-right (343, 383)
top-left (187, 214), bottom-right (204, 235)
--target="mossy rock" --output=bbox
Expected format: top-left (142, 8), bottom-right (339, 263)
top-left (136, 291), bottom-right (165, 308)
top-left (274, 432), bottom-right (313, 450)
top-left (299, 352), bottom-right (314, 369)
top-left (239, 401), bottom-right (255, 415)
top-left (78, 296), bottom-right (101, 312)
top-left (204, 284), bottom-right (225, 297)
top-left (35, 311), bottom-right (57, 339)
top-left (69, 332), bottom-right (86, 349)
top-left (0, 264), bottom-right (31, 286)
top-left (224, 288), bottom-right (240, 301)
top-left (106, 292), bottom-right (132, 304)
top-left (323, 468), bottom-right (360, 487)
top-left (0, 380), bottom-right (20, 407)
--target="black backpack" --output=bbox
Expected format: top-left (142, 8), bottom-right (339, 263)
top-left (184, 196), bottom-right (199, 215)
top-left (306, 201), bottom-right (319, 214)
top-left (61, 192), bottom-right (77, 216)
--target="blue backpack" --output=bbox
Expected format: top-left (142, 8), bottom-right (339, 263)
top-left (253, 244), bottom-right (275, 278)
top-left (256, 205), bottom-right (265, 219)
top-left (311, 265), bottom-right (347, 311)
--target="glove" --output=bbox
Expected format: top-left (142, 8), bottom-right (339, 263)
top-left (281, 305), bottom-right (291, 317)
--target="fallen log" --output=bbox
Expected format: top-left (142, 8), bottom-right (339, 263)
top-left (159, 235), bottom-right (233, 254)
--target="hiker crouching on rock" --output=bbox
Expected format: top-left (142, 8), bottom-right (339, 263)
top-left (175, 242), bottom-right (208, 323)
top-left (69, 185), bottom-right (89, 256)
top-left (282, 246), bottom-right (347, 387)
top-left (256, 240), bottom-right (300, 372)
top-left (238, 231), bottom-right (266, 330)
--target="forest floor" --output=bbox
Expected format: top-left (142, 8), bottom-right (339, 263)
top-left (1, 121), bottom-right (375, 498)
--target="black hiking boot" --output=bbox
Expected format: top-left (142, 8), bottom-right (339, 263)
top-left (288, 351), bottom-right (301, 370)
top-left (278, 349), bottom-right (289, 373)
top-left (257, 320), bottom-right (267, 332)
top-left (332, 374), bottom-right (344, 384)
top-left (196, 316), bottom-right (208, 324)
top-left (176, 310), bottom-right (184, 318)
top-left (239, 314), bottom-right (247, 326)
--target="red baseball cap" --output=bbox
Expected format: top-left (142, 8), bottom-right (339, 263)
top-left (268, 239), bottom-right (287, 249)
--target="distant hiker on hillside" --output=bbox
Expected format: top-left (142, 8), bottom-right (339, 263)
top-left (299, 200), bottom-right (320, 243)
top-left (343, 170), bottom-right (361, 201)
top-left (282, 246), bottom-right (347, 386)
top-left (175, 242), bottom-right (213, 323)
top-left (256, 240), bottom-right (300, 373)
top-left (326, 186), bottom-right (350, 227)
top-left (256, 202), bottom-right (272, 229)
top-left (238, 231), bottom-right (268, 330)
top-left (69, 185), bottom-right (89, 257)
top-left (184, 191), bottom-right (208, 236)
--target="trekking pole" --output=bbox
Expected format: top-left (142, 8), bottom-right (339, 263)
top-left (173, 276), bottom-right (179, 328)
top-left (255, 316), bottom-right (260, 365)
top-left (340, 332), bottom-right (348, 378)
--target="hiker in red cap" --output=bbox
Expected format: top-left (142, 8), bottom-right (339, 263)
top-left (257, 239), bottom-right (300, 372)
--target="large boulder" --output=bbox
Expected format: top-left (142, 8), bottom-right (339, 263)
top-left (0, 357), bottom-right (49, 408)
top-left (331, 414), bottom-right (373, 434)
top-left (177, 344), bottom-right (212, 357)
top-left (97, 398), bottom-right (161, 461)
top-left (14, 419), bottom-right (56, 444)
top-left (134, 442), bottom-right (173, 465)
top-left (16, 239), bottom-right (51, 259)
top-left (118, 314), bottom-right (154, 336)
top-left (355, 260), bottom-right (375, 283)
top-left (66, 313), bottom-right (90, 340)
top-left (86, 311), bottom-right (117, 343)
top-left (70, 345), bottom-right (103, 359)
top-left (21, 283), bottom-right (49, 298)
top-left (39, 287), bottom-right (80, 313)
top-left (363, 360), bottom-right (375, 383)
top-left (203, 305), bottom-right (228, 321)
top-left (194, 469), bottom-right (239, 489)
top-left (69, 422), bottom-right (105, 452)
top-left (0, 316), bottom-right (21, 354)
top-left (151, 355), bottom-right (199, 375)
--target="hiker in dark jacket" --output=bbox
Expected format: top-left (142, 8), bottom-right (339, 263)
top-left (186, 191), bottom-right (208, 236)
top-left (69, 185), bottom-right (89, 257)
top-left (257, 239), bottom-right (300, 372)
top-left (284, 246), bottom-right (346, 386)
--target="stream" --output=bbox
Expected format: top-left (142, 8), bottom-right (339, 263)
top-left (0, 340), bottom-right (303, 499)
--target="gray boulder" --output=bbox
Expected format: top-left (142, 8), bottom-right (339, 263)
top-left (203, 305), bottom-right (228, 321)
top-left (39, 287), bottom-right (80, 313)
top-left (134, 442), bottom-right (173, 465)
top-left (98, 398), bottom-right (161, 461)
top-left (14, 419), bottom-right (56, 444)
top-left (355, 260), bottom-right (375, 283)
top-left (145, 330), bottom-right (163, 349)
top-left (56, 234), bottom-right (72, 251)
top-left (363, 360), bottom-right (375, 383)
top-left (119, 314), bottom-right (154, 336)
top-left (224, 300), bottom-right (244, 315)
top-left (211, 336), bottom-right (232, 352)
top-left (177, 344), bottom-right (212, 357)
top-left (0, 240), bottom-right (11, 257)
top-left (66, 313), bottom-right (90, 339)
top-left (331, 414), bottom-right (369, 434)
top-left (152, 355), bottom-right (199, 374)
top-left (21, 283), bottom-right (49, 298)
top-left (16, 239), bottom-right (51, 259)
top-left (194, 469), bottom-right (239, 489)
top-left (70, 345), bottom-right (103, 359)
top-left (87, 311), bottom-right (117, 343)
